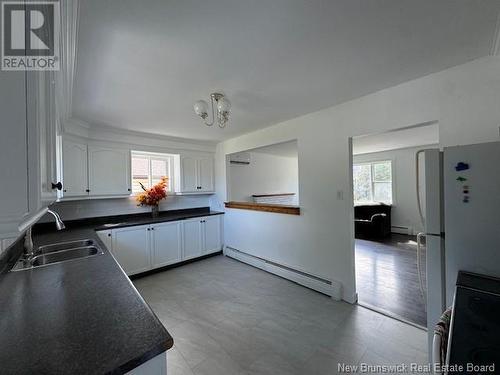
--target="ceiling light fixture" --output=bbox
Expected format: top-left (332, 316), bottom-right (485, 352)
top-left (193, 92), bottom-right (231, 128)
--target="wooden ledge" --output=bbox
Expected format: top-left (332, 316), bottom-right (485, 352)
top-left (224, 201), bottom-right (300, 215)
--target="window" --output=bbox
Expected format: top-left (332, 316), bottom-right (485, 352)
top-left (131, 151), bottom-right (174, 193)
top-left (353, 160), bottom-right (392, 204)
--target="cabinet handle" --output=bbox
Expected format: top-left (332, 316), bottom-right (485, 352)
top-left (51, 182), bottom-right (63, 191)
top-left (127, 188), bottom-right (131, 192)
top-left (108, 233), bottom-right (111, 237)
top-left (85, 189), bottom-right (90, 193)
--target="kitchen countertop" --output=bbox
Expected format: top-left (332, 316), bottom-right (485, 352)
top-left (0, 207), bottom-right (223, 374)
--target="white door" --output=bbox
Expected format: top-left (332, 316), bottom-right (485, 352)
top-left (198, 158), bottom-right (214, 192)
top-left (203, 216), bottom-right (221, 254)
top-left (151, 222), bottom-right (182, 268)
top-left (181, 157), bottom-right (198, 192)
top-left (62, 139), bottom-right (88, 197)
top-left (182, 218), bottom-right (202, 260)
top-left (112, 225), bottom-right (151, 275)
top-left (423, 149), bottom-right (445, 361)
top-left (88, 146), bottom-right (131, 196)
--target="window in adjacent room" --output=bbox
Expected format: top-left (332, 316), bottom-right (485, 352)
top-left (353, 160), bottom-right (392, 204)
top-left (131, 151), bottom-right (175, 193)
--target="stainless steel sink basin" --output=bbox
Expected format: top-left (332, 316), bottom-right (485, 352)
top-left (31, 246), bottom-right (101, 267)
top-left (11, 241), bottom-right (103, 271)
top-left (36, 239), bottom-right (96, 254)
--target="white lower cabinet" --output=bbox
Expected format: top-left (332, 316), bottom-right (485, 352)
top-left (151, 221), bottom-right (182, 268)
top-left (98, 215), bottom-right (222, 276)
top-left (112, 225), bottom-right (151, 276)
top-left (203, 215), bottom-right (222, 254)
top-left (182, 218), bottom-right (203, 260)
top-left (97, 230), bottom-right (113, 251)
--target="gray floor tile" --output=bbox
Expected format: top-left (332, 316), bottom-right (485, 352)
top-left (133, 255), bottom-right (428, 375)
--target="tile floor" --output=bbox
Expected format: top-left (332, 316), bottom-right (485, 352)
top-left (133, 255), bottom-right (429, 375)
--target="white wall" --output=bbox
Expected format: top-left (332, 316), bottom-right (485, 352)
top-left (228, 152), bottom-right (299, 203)
top-left (353, 145), bottom-right (438, 235)
top-left (215, 56), bottom-right (500, 303)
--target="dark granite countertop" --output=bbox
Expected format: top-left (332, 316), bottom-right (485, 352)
top-left (0, 207), bottom-right (223, 374)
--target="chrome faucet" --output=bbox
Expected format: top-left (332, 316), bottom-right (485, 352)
top-left (47, 209), bottom-right (66, 231)
top-left (23, 209), bottom-right (65, 259)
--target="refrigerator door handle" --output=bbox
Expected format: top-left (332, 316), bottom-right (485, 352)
top-left (416, 232), bottom-right (427, 300)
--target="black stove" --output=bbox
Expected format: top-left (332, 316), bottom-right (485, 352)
top-left (447, 271), bottom-right (500, 374)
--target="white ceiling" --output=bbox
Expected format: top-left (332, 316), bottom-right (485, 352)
top-left (352, 122), bottom-right (439, 155)
top-left (250, 140), bottom-right (298, 158)
top-left (73, 0), bottom-right (500, 142)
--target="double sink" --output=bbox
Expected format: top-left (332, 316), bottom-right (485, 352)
top-left (11, 239), bottom-right (103, 271)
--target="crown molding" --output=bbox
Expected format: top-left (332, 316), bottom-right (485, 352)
top-left (62, 116), bottom-right (217, 152)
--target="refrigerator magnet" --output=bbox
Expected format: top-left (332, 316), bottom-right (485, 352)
top-left (455, 162), bottom-right (470, 171)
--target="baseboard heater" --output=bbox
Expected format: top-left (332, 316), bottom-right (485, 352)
top-left (224, 246), bottom-right (342, 300)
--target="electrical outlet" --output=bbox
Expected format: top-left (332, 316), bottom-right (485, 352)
top-left (337, 190), bottom-right (344, 200)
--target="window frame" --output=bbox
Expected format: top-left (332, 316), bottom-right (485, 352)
top-left (353, 159), bottom-right (394, 205)
top-left (131, 151), bottom-right (175, 195)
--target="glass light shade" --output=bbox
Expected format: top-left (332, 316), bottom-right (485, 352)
top-left (193, 100), bottom-right (208, 116)
top-left (217, 97), bottom-right (231, 113)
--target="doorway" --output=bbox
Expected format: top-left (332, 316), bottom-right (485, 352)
top-left (350, 123), bottom-right (439, 327)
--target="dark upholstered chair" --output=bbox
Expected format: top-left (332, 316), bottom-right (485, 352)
top-left (354, 204), bottom-right (392, 239)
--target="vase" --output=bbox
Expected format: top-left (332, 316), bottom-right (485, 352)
top-left (151, 205), bottom-right (160, 218)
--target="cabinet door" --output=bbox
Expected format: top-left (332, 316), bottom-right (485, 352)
top-left (182, 219), bottom-right (202, 260)
top-left (203, 216), bottom-right (222, 254)
top-left (198, 158), bottom-right (214, 192)
top-left (0, 69), bottom-right (28, 226)
top-left (97, 230), bottom-right (113, 251)
top-left (88, 146), bottom-right (131, 196)
top-left (151, 222), bottom-right (181, 268)
top-left (27, 70), bottom-right (59, 207)
top-left (180, 156), bottom-right (198, 193)
top-left (62, 139), bottom-right (88, 197)
top-left (112, 226), bottom-right (151, 275)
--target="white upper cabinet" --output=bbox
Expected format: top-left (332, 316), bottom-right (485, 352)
top-left (62, 138), bottom-right (89, 197)
top-left (88, 146), bottom-right (131, 196)
top-left (179, 155), bottom-right (214, 194)
top-left (27, 70), bottom-right (60, 208)
top-left (151, 222), bottom-right (182, 268)
top-left (112, 225), bottom-right (151, 275)
top-left (198, 157), bottom-right (214, 192)
top-left (0, 70), bottom-right (28, 232)
top-left (61, 137), bottom-right (132, 199)
top-left (203, 215), bottom-right (222, 254)
top-left (180, 156), bottom-right (199, 193)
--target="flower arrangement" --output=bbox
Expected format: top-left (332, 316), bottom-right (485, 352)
top-left (136, 177), bottom-right (168, 217)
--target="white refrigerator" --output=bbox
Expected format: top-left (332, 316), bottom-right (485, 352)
top-left (423, 141), bottom-right (500, 359)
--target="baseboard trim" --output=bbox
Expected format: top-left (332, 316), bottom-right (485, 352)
top-left (224, 246), bottom-right (342, 300)
top-left (130, 251), bottom-right (222, 280)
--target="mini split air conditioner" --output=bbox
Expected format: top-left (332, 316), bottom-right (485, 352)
top-left (229, 152), bottom-right (251, 165)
